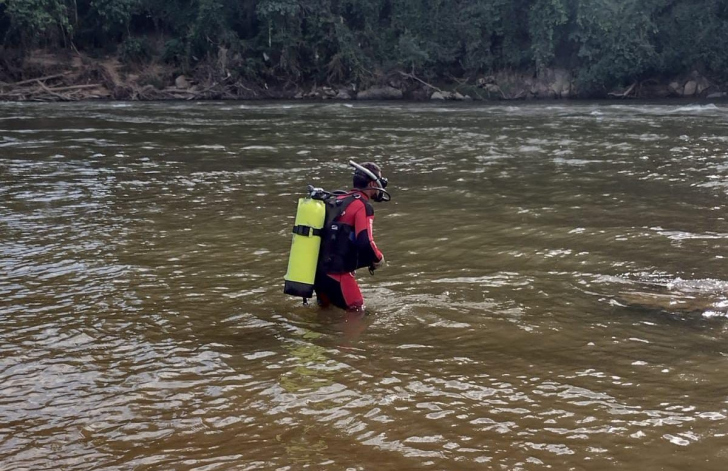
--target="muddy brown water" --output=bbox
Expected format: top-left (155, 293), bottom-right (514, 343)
top-left (1, 101), bottom-right (728, 470)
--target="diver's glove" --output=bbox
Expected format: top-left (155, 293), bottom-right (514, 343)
top-left (369, 255), bottom-right (386, 275)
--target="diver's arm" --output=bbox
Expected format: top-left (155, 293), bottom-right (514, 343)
top-left (354, 202), bottom-right (383, 266)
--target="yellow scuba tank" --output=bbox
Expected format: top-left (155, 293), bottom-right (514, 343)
top-left (283, 191), bottom-right (327, 299)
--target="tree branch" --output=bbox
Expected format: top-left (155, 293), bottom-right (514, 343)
top-left (398, 71), bottom-right (442, 93)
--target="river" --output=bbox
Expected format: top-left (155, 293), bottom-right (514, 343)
top-left (1, 101), bottom-right (727, 470)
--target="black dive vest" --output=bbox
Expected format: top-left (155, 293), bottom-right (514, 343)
top-left (318, 194), bottom-right (369, 274)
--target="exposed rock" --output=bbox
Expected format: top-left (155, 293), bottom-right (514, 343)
top-left (484, 84), bottom-right (502, 96)
top-left (175, 75), bottom-right (190, 89)
top-left (356, 85), bottom-right (402, 100)
top-left (453, 92), bottom-right (465, 101)
top-left (668, 81), bottom-right (683, 96)
top-left (696, 76), bottom-right (711, 95)
top-left (333, 90), bottom-right (352, 100)
top-left (430, 91), bottom-right (446, 100)
top-left (683, 80), bottom-right (697, 96)
top-left (707, 92), bottom-right (727, 99)
top-left (89, 86), bottom-right (111, 98)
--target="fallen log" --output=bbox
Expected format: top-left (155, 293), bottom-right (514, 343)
top-left (398, 71), bottom-right (442, 93)
top-left (608, 82), bottom-right (637, 98)
top-left (45, 83), bottom-right (101, 92)
top-left (37, 81), bottom-right (69, 101)
top-left (12, 72), bottom-right (72, 87)
top-left (162, 87), bottom-right (198, 95)
top-left (0, 89), bottom-right (31, 98)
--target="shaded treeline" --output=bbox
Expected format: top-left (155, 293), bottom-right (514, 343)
top-left (1, 0), bottom-right (727, 95)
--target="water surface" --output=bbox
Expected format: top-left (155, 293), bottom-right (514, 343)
top-left (1, 101), bottom-right (728, 470)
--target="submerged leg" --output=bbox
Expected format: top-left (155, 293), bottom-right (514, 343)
top-left (315, 272), bottom-right (365, 311)
top-left (337, 272), bottom-right (365, 311)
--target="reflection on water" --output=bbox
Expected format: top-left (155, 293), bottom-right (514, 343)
top-left (1, 101), bottom-right (728, 470)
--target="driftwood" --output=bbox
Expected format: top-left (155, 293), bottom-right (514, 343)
top-left (0, 77), bottom-right (105, 101)
top-left (446, 73), bottom-right (470, 86)
top-left (37, 81), bottom-right (67, 101)
top-left (11, 72), bottom-right (72, 87)
top-left (608, 82), bottom-right (637, 98)
top-left (126, 79), bottom-right (241, 101)
top-left (0, 67), bottom-right (260, 101)
top-left (510, 89), bottom-right (527, 100)
top-left (398, 71), bottom-right (443, 93)
top-left (45, 83), bottom-right (101, 92)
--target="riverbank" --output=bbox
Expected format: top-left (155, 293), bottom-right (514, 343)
top-left (2, 49), bottom-right (727, 102)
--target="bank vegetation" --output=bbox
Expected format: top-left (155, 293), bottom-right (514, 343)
top-left (1, 0), bottom-right (727, 101)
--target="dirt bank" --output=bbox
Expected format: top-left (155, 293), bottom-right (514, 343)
top-left (1, 49), bottom-right (726, 102)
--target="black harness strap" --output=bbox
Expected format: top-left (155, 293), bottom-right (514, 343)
top-left (292, 225), bottom-right (323, 237)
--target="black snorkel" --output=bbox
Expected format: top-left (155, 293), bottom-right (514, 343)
top-left (349, 160), bottom-right (391, 202)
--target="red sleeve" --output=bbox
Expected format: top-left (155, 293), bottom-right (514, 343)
top-left (353, 200), bottom-right (383, 265)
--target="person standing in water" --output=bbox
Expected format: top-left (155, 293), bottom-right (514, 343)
top-left (314, 162), bottom-right (389, 312)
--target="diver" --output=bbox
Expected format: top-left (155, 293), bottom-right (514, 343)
top-left (314, 162), bottom-right (389, 312)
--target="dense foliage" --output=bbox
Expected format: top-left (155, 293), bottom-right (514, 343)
top-left (1, 0), bottom-right (727, 93)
